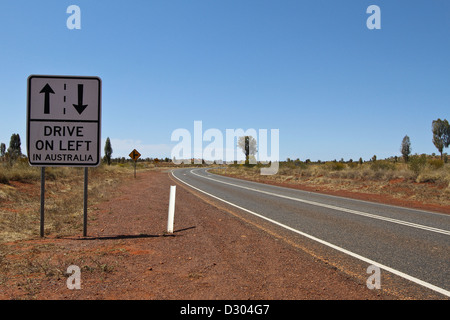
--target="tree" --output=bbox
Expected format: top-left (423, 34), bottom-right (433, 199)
top-left (7, 133), bottom-right (21, 164)
top-left (104, 137), bottom-right (113, 165)
top-left (237, 136), bottom-right (257, 164)
top-left (432, 119), bottom-right (450, 160)
top-left (0, 143), bottom-right (5, 158)
top-left (400, 135), bottom-right (411, 163)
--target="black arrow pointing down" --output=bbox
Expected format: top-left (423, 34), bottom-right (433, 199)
top-left (73, 84), bottom-right (88, 114)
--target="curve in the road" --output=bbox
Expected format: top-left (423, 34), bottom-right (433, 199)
top-left (171, 168), bottom-right (450, 298)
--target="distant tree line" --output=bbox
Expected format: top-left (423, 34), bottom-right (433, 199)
top-left (101, 137), bottom-right (173, 165)
top-left (1, 118), bottom-right (449, 167)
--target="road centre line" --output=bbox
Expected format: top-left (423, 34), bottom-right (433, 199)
top-left (189, 169), bottom-right (450, 236)
top-left (171, 169), bottom-right (450, 298)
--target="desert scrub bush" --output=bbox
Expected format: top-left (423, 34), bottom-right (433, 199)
top-left (416, 169), bottom-right (442, 183)
top-left (274, 166), bottom-right (293, 176)
top-left (0, 162), bottom-right (86, 185)
top-left (347, 161), bottom-right (358, 169)
top-left (427, 159), bottom-right (444, 170)
top-left (45, 167), bottom-right (83, 180)
top-left (370, 160), bottom-right (395, 171)
top-left (0, 162), bottom-right (40, 184)
top-left (324, 161), bottom-right (346, 171)
top-left (416, 163), bottom-right (450, 184)
top-left (0, 171), bottom-right (9, 184)
top-left (293, 160), bottom-right (308, 170)
top-left (281, 161), bottom-right (296, 169)
top-left (408, 154), bottom-right (427, 176)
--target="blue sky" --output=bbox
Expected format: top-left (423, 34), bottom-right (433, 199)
top-left (1, 0), bottom-right (449, 162)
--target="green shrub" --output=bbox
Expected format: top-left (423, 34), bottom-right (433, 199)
top-left (371, 160), bottom-right (395, 171)
top-left (325, 162), bottom-right (345, 171)
top-left (294, 160), bottom-right (308, 170)
top-left (347, 162), bottom-right (358, 169)
top-left (409, 155), bottom-right (427, 175)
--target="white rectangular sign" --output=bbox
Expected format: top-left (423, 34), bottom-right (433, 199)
top-left (27, 75), bottom-right (101, 166)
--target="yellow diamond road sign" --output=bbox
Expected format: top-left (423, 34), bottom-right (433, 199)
top-left (129, 149), bottom-right (141, 161)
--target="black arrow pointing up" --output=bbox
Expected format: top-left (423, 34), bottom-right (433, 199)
top-left (40, 83), bottom-right (55, 114)
top-left (73, 84), bottom-right (88, 114)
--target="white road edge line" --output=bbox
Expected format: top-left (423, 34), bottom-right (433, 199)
top-left (190, 169), bottom-right (450, 236)
top-left (171, 169), bottom-right (450, 298)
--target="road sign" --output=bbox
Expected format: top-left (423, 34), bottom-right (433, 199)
top-left (27, 75), bottom-right (101, 166)
top-left (129, 149), bottom-right (141, 161)
top-left (129, 149), bottom-right (141, 179)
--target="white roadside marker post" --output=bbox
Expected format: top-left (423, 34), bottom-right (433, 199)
top-left (167, 186), bottom-right (176, 233)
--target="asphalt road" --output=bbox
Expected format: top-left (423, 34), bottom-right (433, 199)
top-left (171, 167), bottom-right (450, 299)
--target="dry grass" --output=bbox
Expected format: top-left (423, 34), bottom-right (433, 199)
top-left (0, 162), bottom-right (138, 243)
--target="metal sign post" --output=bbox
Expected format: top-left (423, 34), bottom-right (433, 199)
top-left (83, 168), bottom-right (88, 237)
top-left (40, 167), bottom-right (45, 237)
